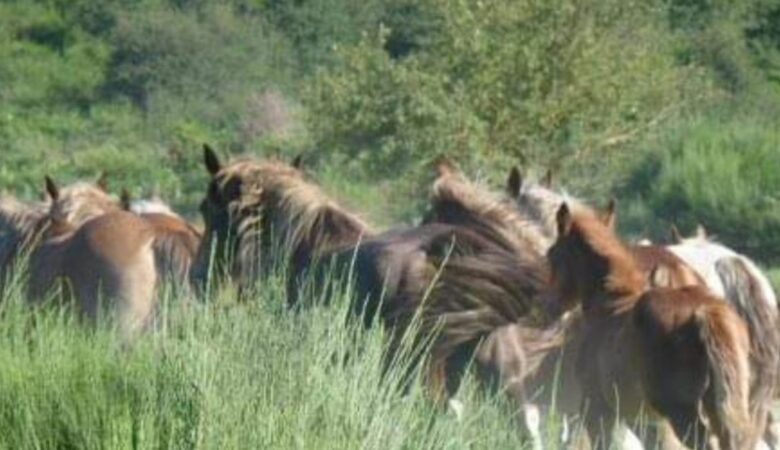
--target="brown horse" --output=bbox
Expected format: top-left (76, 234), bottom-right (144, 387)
top-left (120, 190), bottom-right (202, 286)
top-left (1, 176), bottom-right (119, 293)
top-left (305, 219), bottom-right (555, 447)
top-left (547, 201), bottom-right (756, 449)
top-left (27, 178), bottom-right (157, 339)
top-left (191, 145), bottom-right (373, 297)
top-left (422, 158), bottom-right (551, 258)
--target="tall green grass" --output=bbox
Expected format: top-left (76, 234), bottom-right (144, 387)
top-left (0, 269), bottom-right (532, 449)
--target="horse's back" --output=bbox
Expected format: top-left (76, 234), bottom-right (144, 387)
top-left (631, 245), bottom-right (705, 289)
top-left (62, 211), bottom-right (158, 336)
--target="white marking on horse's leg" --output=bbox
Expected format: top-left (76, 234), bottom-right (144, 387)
top-left (523, 403), bottom-right (544, 450)
top-left (617, 426), bottom-right (645, 450)
top-left (448, 398), bottom-right (465, 421)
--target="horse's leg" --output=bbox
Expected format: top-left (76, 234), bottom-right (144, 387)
top-left (764, 410), bottom-right (780, 450)
top-left (582, 396), bottom-right (617, 450)
top-left (663, 407), bottom-right (707, 450)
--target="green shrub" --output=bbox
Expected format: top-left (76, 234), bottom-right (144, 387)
top-left (618, 104), bottom-right (780, 262)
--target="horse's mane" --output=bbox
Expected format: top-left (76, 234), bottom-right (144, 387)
top-left (428, 171), bottom-right (551, 257)
top-left (0, 195), bottom-right (48, 241)
top-left (53, 182), bottom-right (119, 226)
top-left (216, 158), bottom-right (373, 280)
top-left (568, 204), bottom-right (646, 298)
top-left (515, 180), bottom-right (572, 241)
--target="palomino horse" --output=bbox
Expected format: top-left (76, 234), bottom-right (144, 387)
top-left (27, 177), bottom-right (157, 339)
top-left (120, 190), bottom-right (202, 285)
top-left (548, 201), bottom-right (757, 449)
top-left (190, 145), bottom-right (373, 298)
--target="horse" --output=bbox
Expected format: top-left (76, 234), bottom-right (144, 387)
top-left (305, 220), bottom-right (556, 446)
top-left (547, 201), bottom-right (757, 449)
top-left (0, 175), bottom-right (119, 293)
top-left (422, 157), bottom-right (551, 258)
top-left (120, 189), bottom-right (202, 286)
top-left (666, 225), bottom-right (780, 449)
top-left (190, 144), bottom-right (373, 298)
top-left (26, 177), bottom-right (158, 339)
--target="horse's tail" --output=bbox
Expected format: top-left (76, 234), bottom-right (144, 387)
top-left (715, 256), bottom-right (780, 390)
top-left (694, 302), bottom-right (754, 448)
top-left (151, 231), bottom-right (198, 284)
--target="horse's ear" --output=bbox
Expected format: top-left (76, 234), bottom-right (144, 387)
top-left (44, 175), bottom-right (59, 202)
top-left (120, 188), bottom-right (132, 211)
top-left (601, 198), bottom-right (617, 229)
top-left (203, 144), bottom-right (222, 176)
top-left (541, 169), bottom-right (553, 188)
top-left (95, 172), bottom-right (108, 192)
top-left (556, 203), bottom-right (573, 236)
top-left (432, 155), bottom-right (458, 177)
top-left (506, 166), bottom-right (523, 198)
top-left (669, 224), bottom-right (683, 244)
top-left (695, 224), bottom-right (708, 240)
top-left (291, 154), bottom-right (304, 169)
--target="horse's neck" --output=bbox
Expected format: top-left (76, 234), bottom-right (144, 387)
top-left (582, 282), bottom-right (643, 318)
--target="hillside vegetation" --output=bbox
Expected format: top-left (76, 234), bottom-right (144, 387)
top-left (2, 0), bottom-right (779, 252)
top-left (1, 1), bottom-right (780, 448)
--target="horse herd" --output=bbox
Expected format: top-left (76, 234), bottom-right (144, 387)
top-left (0, 145), bottom-right (778, 450)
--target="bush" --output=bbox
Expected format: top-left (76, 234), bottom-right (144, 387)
top-left (618, 102), bottom-right (780, 262)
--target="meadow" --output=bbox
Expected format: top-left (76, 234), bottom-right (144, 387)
top-left (1, 0), bottom-right (780, 448)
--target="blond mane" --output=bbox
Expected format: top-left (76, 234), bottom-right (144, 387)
top-left (51, 182), bottom-right (120, 226)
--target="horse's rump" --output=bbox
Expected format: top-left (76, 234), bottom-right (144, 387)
top-left (30, 211), bottom-right (158, 337)
top-left (635, 287), bottom-right (754, 448)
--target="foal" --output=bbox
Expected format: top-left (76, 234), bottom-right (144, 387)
top-left (548, 202), bottom-right (756, 449)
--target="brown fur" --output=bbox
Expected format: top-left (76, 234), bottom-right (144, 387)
top-left (424, 165), bottom-right (551, 258)
top-left (632, 244), bottom-right (706, 289)
top-left (28, 211), bottom-right (157, 339)
top-left (140, 213), bottom-right (202, 285)
top-left (548, 202), bottom-right (757, 449)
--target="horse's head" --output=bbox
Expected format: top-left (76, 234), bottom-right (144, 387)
top-left (505, 167), bottom-right (571, 241)
top-left (190, 144), bottom-right (305, 292)
top-left (546, 200), bottom-right (643, 313)
top-left (45, 173), bottom-right (119, 228)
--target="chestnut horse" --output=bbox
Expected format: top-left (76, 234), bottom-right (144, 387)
top-left (548, 201), bottom-right (756, 449)
top-left (26, 177), bottom-right (157, 339)
top-left (513, 170), bottom-right (780, 448)
top-left (1, 176), bottom-right (117, 293)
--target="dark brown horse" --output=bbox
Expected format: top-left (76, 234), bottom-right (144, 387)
top-left (190, 145), bottom-right (372, 297)
top-left (547, 201), bottom-right (756, 449)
